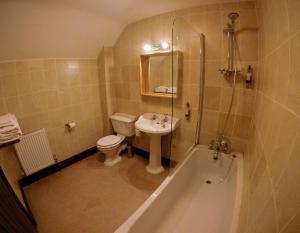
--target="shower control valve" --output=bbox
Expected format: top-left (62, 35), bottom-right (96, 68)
top-left (219, 69), bottom-right (240, 77)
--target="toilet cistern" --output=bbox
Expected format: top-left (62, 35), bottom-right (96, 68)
top-left (135, 113), bottom-right (180, 174)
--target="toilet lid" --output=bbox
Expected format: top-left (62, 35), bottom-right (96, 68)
top-left (97, 135), bottom-right (122, 148)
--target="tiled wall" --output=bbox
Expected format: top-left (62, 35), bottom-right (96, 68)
top-left (0, 59), bottom-right (104, 161)
top-left (0, 58), bottom-right (104, 203)
top-left (237, 0), bottom-right (300, 232)
top-left (109, 1), bottom-right (258, 161)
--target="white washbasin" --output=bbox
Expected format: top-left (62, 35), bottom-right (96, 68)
top-left (135, 113), bottom-right (180, 136)
top-left (135, 113), bottom-right (180, 174)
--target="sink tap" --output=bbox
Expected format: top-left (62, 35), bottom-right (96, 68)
top-left (151, 113), bottom-right (157, 120)
top-left (161, 114), bottom-right (168, 123)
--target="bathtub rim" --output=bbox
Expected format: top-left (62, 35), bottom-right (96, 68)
top-left (115, 144), bottom-right (243, 233)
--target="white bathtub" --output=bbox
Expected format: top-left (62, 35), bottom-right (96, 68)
top-left (115, 145), bottom-right (243, 233)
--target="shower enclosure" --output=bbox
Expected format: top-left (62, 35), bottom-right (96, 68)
top-left (169, 12), bottom-right (242, 164)
top-left (208, 12), bottom-right (240, 159)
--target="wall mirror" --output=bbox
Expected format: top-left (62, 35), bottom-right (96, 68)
top-left (139, 51), bottom-right (182, 98)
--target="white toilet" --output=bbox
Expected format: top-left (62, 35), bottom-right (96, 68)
top-left (96, 113), bottom-right (137, 166)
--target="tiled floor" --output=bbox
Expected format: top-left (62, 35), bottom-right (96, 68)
top-left (24, 153), bottom-right (168, 233)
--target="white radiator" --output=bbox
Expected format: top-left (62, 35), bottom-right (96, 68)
top-left (14, 128), bottom-right (55, 176)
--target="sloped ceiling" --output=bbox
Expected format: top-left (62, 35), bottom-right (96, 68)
top-left (0, 0), bottom-right (230, 61)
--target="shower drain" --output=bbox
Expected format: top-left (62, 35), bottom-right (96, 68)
top-left (206, 180), bottom-right (212, 184)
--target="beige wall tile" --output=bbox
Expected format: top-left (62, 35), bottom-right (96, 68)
top-left (218, 112), bottom-right (235, 136)
top-left (0, 62), bottom-right (16, 77)
top-left (247, 154), bottom-right (271, 220)
top-left (204, 86), bottom-right (221, 110)
top-left (238, 30), bottom-right (259, 61)
top-left (205, 61), bottom-right (221, 86)
top-left (16, 73), bottom-right (32, 95)
top-left (281, 209), bottom-right (300, 233)
top-left (250, 198), bottom-right (278, 233)
top-left (201, 110), bottom-right (219, 134)
top-left (30, 71), bottom-right (46, 92)
top-left (28, 60), bottom-right (45, 72)
top-left (239, 9), bottom-right (257, 28)
top-left (286, 32), bottom-right (300, 115)
top-left (266, 107), bottom-right (299, 186)
top-left (1, 75), bottom-right (18, 97)
top-left (275, 127), bottom-right (300, 231)
top-left (44, 69), bottom-right (58, 90)
top-left (236, 89), bottom-right (255, 116)
top-left (232, 115), bottom-right (251, 139)
top-left (220, 2), bottom-right (238, 12)
top-left (220, 87), bottom-right (238, 113)
top-left (286, 0), bottom-right (300, 35)
top-left (19, 94), bottom-right (37, 117)
top-left (0, 98), bottom-right (7, 115)
top-left (15, 61), bottom-right (29, 74)
top-left (5, 97), bottom-right (22, 116)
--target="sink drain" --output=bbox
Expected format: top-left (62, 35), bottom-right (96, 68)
top-left (206, 180), bottom-right (212, 184)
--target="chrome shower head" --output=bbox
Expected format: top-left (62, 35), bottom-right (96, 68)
top-left (223, 12), bottom-right (239, 33)
top-left (228, 12), bottom-right (239, 24)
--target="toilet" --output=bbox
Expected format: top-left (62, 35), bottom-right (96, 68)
top-left (97, 113), bottom-right (137, 166)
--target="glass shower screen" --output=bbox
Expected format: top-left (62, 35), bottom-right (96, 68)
top-left (169, 17), bottom-right (205, 168)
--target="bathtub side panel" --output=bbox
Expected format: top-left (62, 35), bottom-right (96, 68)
top-left (129, 153), bottom-right (198, 233)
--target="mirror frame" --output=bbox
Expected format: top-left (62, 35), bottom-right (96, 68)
top-left (139, 50), bottom-right (182, 98)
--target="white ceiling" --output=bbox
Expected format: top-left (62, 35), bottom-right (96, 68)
top-left (0, 0), bottom-right (231, 61)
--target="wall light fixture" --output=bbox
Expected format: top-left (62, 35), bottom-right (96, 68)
top-left (143, 41), bottom-right (171, 52)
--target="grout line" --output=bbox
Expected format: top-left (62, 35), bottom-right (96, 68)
top-left (262, 30), bottom-right (299, 60)
top-left (245, 123), bottom-right (278, 230)
top-left (258, 91), bottom-right (300, 119)
top-left (279, 206), bottom-right (300, 233)
top-left (0, 58), bottom-right (97, 63)
top-left (263, 142), bottom-right (280, 232)
top-left (271, 192), bottom-right (280, 233)
top-left (275, 126), bottom-right (300, 188)
top-left (284, 0), bottom-right (291, 37)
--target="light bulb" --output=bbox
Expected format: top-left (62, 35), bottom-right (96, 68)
top-left (161, 41), bottom-right (170, 50)
top-left (143, 44), bottom-right (152, 52)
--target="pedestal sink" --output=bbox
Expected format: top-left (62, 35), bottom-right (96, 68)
top-left (135, 113), bottom-right (180, 174)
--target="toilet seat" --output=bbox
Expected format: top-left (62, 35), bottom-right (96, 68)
top-left (97, 135), bottom-right (125, 149)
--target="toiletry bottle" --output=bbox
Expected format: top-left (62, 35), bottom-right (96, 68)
top-left (246, 65), bottom-right (252, 88)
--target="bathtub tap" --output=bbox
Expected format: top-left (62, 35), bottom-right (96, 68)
top-left (212, 150), bottom-right (220, 160)
top-left (209, 135), bottom-right (231, 160)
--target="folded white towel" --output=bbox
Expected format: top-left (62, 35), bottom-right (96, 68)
top-left (0, 128), bottom-right (19, 134)
top-left (0, 114), bottom-right (22, 144)
top-left (0, 123), bottom-right (19, 132)
top-left (166, 86), bottom-right (177, 94)
top-left (154, 86), bottom-right (168, 93)
top-left (0, 113), bottom-right (15, 123)
top-left (154, 86), bottom-right (177, 94)
top-left (0, 133), bottom-right (20, 141)
top-left (0, 124), bottom-right (14, 129)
